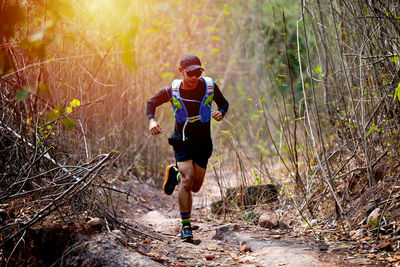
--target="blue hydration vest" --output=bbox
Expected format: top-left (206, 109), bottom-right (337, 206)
top-left (171, 77), bottom-right (214, 140)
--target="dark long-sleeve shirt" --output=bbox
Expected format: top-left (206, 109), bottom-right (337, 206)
top-left (146, 78), bottom-right (229, 142)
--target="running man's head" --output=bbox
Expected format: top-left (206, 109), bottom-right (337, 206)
top-left (179, 55), bottom-right (204, 89)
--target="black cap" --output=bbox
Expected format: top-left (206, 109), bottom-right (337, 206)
top-left (180, 55), bottom-right (204, 72)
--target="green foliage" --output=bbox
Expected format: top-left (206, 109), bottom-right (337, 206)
top-left (22, 22), bottom-right (52, 60)
top-left (120, 32), bottom-right (138, 70)
top-left (256, 139), bottom-right (270, 156)
top-left (314, 65), bottom-right (323, 78)
top-left (252, 171), bottom-right (261, 186)
top-left (0, 4), bottom-right (25, 73)
top-left (62, 118), bottom-right (75, 130)
top-left (279, 183), bottom-right (294, 197)
top-left (0, 4), bottom-right (26, 38)
top-left (367, 123), bottom-right (383, 136)
top-left (0, 52), bottom-right (13, 74)
top-left (37, 83), bottom-right (50, 98)
top-left (161, 72), bottom-right (175, 79)
top-left (47, 0), bottom-right (74, 19)
top-left (370, 220), bottom-right (378, 227)
top-left (36, 122), bottom-right (56, 140)
top-left (48, 106), bottom-right (64, 121)
top-left (394, 82), bottom-right (400, 102)
top-left (369, 220), bottom-right (379, 235)
top-left (15, 89), bottom-right (29, 102)
top-left (391, 56), bottom-right (399, 65)
top-left (46, 99), bottom-right (80, 131)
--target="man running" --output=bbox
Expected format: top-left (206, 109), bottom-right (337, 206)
top-left (146, 55), bottom-right (229, 243)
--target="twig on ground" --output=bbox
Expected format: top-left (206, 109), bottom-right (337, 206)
top-left (0, 152), bottom-right (114, 247)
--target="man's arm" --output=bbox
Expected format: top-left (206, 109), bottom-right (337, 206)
top-left (146, 87), bottom-right (171, 135)
top-left (211, 83), bottom-right (229, 121)
top-left (149, 118), bottom-right (163, 135)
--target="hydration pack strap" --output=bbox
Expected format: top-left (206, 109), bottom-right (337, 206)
top-left (182, 115), bottom-right (201, 141)
top-left (172, 79), bottom-right (181, 93)
top-left (203, 77), bottom-right (214, 94)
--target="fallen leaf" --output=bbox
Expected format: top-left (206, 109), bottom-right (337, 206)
top-left (377, 240), bottom-right (391, 250)
top-left (205, 255), bottom-right (215, 260)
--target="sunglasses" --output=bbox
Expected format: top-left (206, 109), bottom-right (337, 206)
top-left (185, 69), bottom-right (203, 77)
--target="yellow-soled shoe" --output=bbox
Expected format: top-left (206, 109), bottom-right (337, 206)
top-left (163, 164), bottom-right (179, 195)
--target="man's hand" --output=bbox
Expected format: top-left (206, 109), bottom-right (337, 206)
top-left (211, 111), bottom-right (223, 121)
top-left (149, 119), bottom-right (163, 135)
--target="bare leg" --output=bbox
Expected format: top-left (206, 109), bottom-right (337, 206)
top-left (191, 163), bottom-right (206, 193)
top-left (177, 160), bottom-right (207, 213)
top-left (177, 160), bottom-right (194, 213)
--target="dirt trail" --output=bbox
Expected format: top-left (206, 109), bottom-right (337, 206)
top-left (109, 176), bottom-right (375, 267)
top-left (138, 211), bottom-right (339, 266)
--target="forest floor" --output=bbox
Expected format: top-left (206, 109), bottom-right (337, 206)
top-left (78, 173), bottom-right (398, 267)
top-left (7, 170), bottom-right (400, 266)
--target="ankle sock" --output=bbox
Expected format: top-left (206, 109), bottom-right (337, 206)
top-left (176, 173), bottom-right (181, 183)
top-left (180, 212), bottom-right (191, 226)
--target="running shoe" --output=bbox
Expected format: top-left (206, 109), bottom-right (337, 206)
top-left (180, 225), bottom-right (194, 243)
top-left (163, 164), bottom-right (179, 195)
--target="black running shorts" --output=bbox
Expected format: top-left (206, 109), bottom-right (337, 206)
top-left (168, 138), bottom-right (213, 169)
